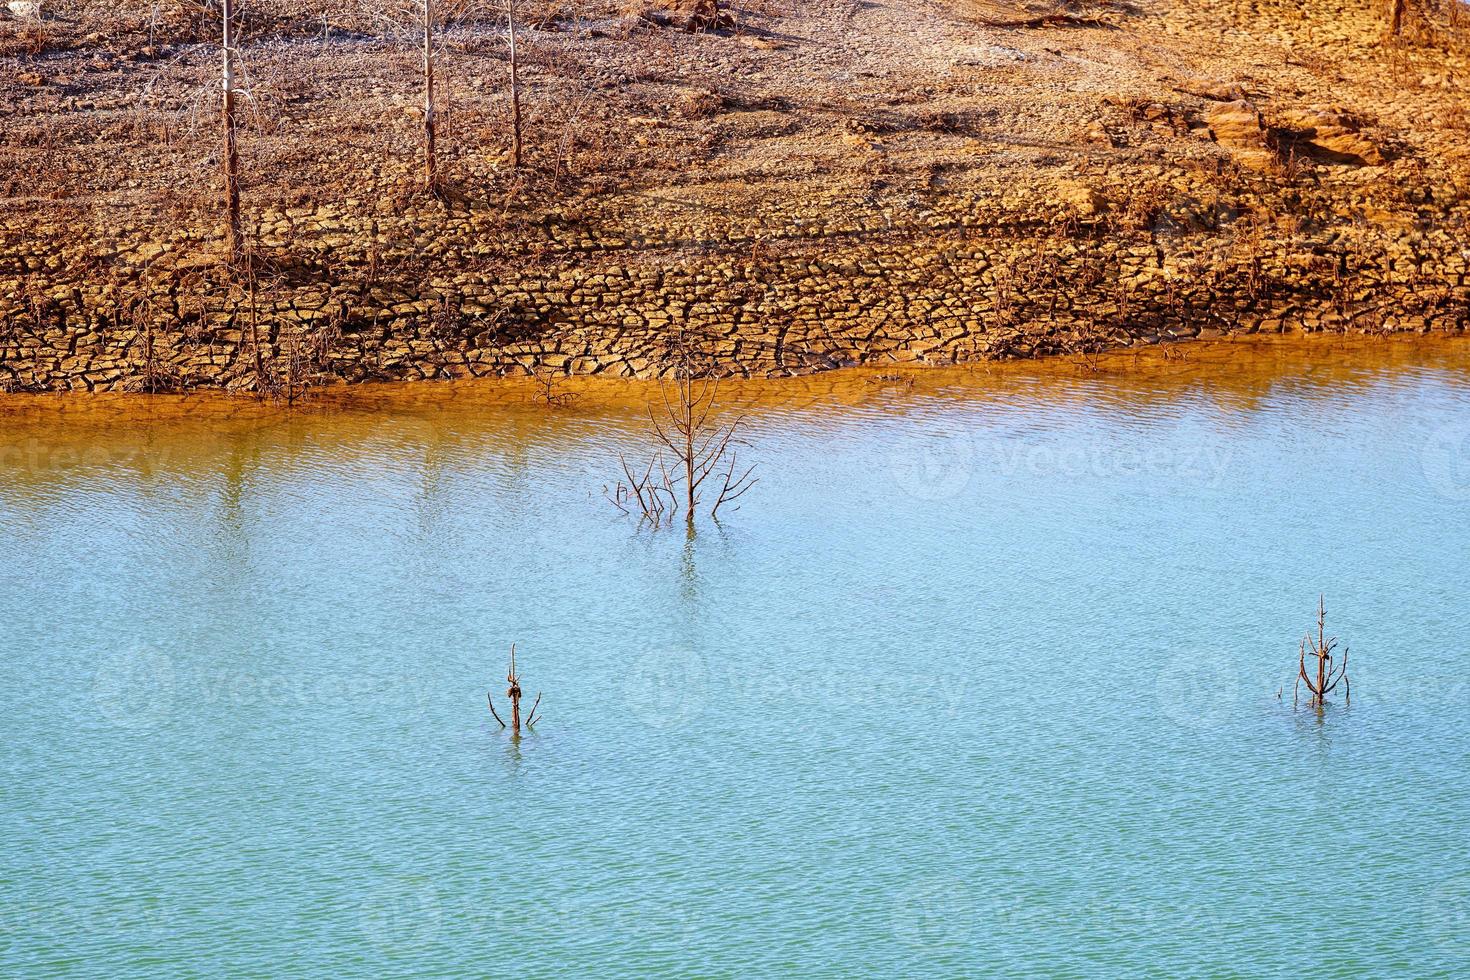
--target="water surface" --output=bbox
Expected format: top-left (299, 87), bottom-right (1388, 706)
top-left (3, 338), bottom-right (1469, 977)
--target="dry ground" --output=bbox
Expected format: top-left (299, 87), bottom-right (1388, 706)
top-left (3, 1), bottom-right (1467, 230)
top-left (1, 1), bottom-right (1468, 395)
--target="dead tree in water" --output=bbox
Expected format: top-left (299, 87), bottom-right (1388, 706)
top-left (607, 453), bottom-right (676, 527)
top-left (221, 0), bottom-right (244, 267)
top-left (606, 333), bottom-right (758, 528)
top-left (487, 644), bottom-right (541, 734)
top-left (1295, 595), bottom-right (1351, 709)
top-left (651, 338), bottom-right (758, 521)
top-left (529, 363), bottom-right (578, 408)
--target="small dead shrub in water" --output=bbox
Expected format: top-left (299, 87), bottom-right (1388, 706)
top-left (607, 331), bottom-right (757, 528)
top-left (1294, 595), bottom-right (1351, 710)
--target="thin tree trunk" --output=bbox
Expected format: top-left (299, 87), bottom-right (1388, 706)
top-left (423, 0), bottom-right (437, 190)
top-left (221, 0), bottom-right (243, 267)
top-left (1316, 597), bottom-right (1328, 700)
top-left (508, 645), bottom-right (522, 734)
top-left (1388, 0), bottom-right (1406, 38)
top-left (508, 0), bottom-right (522, 168)
top-left (684, 378), bottom-right (695, 513)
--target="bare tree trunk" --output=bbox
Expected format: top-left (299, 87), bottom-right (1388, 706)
top-left (507, 0), bottom-right (522, 168)
top-left (1294, 595), bottom-right (1350, 709)
top-left (422, 0), bottom-right (437, 190)
top-left (1388, 0), bottom-right (1406, 38)
top-left (507, 644), bottom-right (522, 734)
top-left (488, 644), bottom-right (540, 734)
top-left (222, 0), bottom-right (243, 267)
top-left (1315, 596), bottom-right (1328, 697)
top-left (683, 375), bottom-right (695, 514)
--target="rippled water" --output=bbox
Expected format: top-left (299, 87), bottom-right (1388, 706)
top-left (3, 339), bottom-right (1469, 977)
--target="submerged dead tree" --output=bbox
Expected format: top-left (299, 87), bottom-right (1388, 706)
top-left (653, 339), bottom-right (757, 519)
top-left (607, 334), bottom-right (757, 528)
top-left (487, 644), bottom-right (541, 735)
top-left (529, 363), bottom-right (578, 408)
top-left (1295, 595), bottom-right (1351, 709)
top-left (221, 0), bottom-right (244, 266)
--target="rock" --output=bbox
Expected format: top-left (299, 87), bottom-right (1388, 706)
top-left (1204, 99), bottom-right (1275, 170)
top-left (625, 0), bottom-right (732, 31)
top-left (1278, 108), bottom-right (1384, 166)
top-left (1176, 78), bottom-right (1249, 102)
top-left (1051, 181), bottom-right (1107, 217)
top-left (1082, 119), bottom-right (1114, 146)
top-left (8, 1), bottom-right (42, 19)
top-left (675, 86), bottom-right (723, 120)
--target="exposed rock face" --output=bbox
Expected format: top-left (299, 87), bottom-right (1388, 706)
top-left (2, 185), bottom-right (1465, 393)
top-left (1205, 99), bottom-right (1385, 169)
top-left (626, 0), bottom-right (731, 31)
top-left (1176, 78), bottom-right (1249, 103)
top-left (1204, 100), bottom-right (1276, 170)
top-left (1278, 108), bottom-right (1385, 166)
top-left (1050, 181), bottom-right (1107, 217)
top-left (1, 1), bottom-right (1467, 393)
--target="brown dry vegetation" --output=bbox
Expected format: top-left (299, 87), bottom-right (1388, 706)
top-left (1, 0), bottom-right (1468, 391)
top-left (3, 1), bottom-right (1464, 224)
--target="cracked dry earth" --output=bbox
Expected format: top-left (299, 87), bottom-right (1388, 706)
top-left (0, 1), bottom-right (1467, 390)
top-left (673, 0), bottom-right (1469, 205)
top-left (4, 1), bottom-right (1466, 240)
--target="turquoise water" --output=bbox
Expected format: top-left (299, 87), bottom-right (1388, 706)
top-left (3, 342), bottom-right (1470, 977)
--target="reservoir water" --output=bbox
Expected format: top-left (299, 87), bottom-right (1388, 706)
top-left (3, 338), bottom-right (1469, 976)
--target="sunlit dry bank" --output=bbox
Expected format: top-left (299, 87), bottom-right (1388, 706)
top-left (2, 1), bottom-right (1468, 392)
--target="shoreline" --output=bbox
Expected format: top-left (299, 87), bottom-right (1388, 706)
top-left (4, 332), bottom-right (1466, 420)
top-left (4, 4), bottom-right (1468, 395)
top-left (4, 222), bottom-right (1466, 395)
